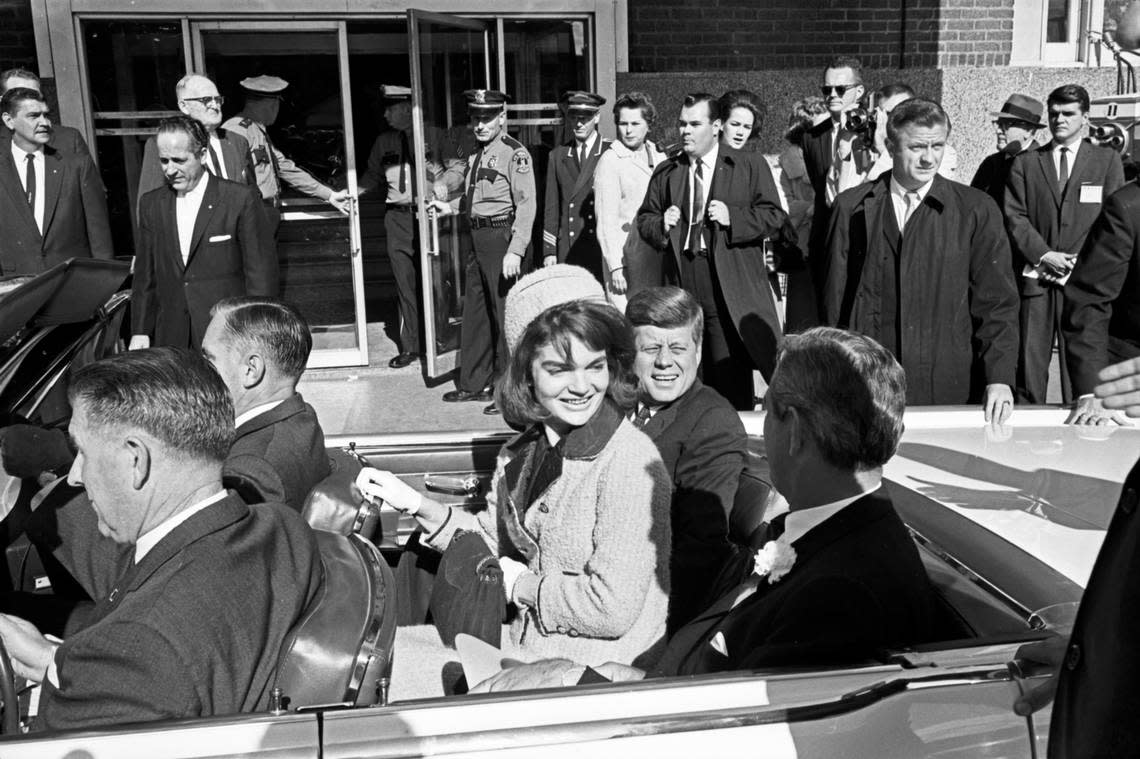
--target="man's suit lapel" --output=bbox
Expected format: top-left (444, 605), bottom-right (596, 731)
top-left (865, 178), bottom-right (894, 255)
top-left (218, 130), bottom-right (242, 180)
top-left (0, 144), bottom-right (40, 236)
top-left (41, 147), bottom-right (63, 236)
top-left (1037, 146), bottom-right (1063, 208)
top-left (667, 157), bottom-right (688, 257)
top-left (157, 188), bottom-right (184, 273)
top-left (186, 174), bottom-right (220, 269)
top-left (1064, 142), bottom-right (1095, 201)
top-left (569, 139), bottom-right (606, 199)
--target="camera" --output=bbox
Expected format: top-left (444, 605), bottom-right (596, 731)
top-left (844, 107), bottom-right (876, 134)
top-left (1088, 94), bottom-right (1140, 157)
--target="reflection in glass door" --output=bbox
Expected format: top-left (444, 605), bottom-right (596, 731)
top-left (193, 21), bottom-right (368, 367)
top-left (408, 11), bottom-right (492, 379)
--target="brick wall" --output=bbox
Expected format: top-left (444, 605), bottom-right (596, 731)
top-left (0, 0), bottom-right (35, 71)
top-left (626, 0), bottom-right (1014, 72)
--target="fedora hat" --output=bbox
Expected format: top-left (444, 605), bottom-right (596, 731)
top-left (989, 93), bottom-right (1047, 128)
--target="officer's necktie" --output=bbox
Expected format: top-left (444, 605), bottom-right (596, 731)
top-left (687, 159), bottom-right (705, 252)
top-left (207, 142), bottom-right (223, 178)
top-left (23, 153), bottom-right (35, 209)
top-left (464, 147), bottom-right (484, 215)
top-left (902, 191), bottom-right (920, 231)
top-left (399, 131), bottom-right (409, 194)
top-left (1058, 146), bottom-right (1070, 193)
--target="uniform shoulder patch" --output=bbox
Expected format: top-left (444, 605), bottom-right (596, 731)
top-left (502, 135), bottom-right (523, 150)
top-left (511, 151), bottom-right (531, 174)
top-left (239, 118), bottom-right (253, 128)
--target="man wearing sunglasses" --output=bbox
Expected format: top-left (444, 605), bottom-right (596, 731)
top-left (136, 73), bottom-right (256, 222)
top-left (799, 56), bottom-right (871, 323)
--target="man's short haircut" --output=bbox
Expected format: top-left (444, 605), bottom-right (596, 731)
top-left (682, 92), bottom-right (724, 123)
top-left (1047, 84), bottom-right (1091, 114)
top-left (613, 91), bottom-right (657, 126)
top-left (877, 82), bottom-right (916, 101)
top-left (68, 347), bottom-right (234, 463)
top-left (785, 96), bottom-right (828, 144)
top-left (155, 114), bottom-right (208, 154)
top-left (718, 89), bottom-right (763, 136)
top-left (210, 296), bottom-right (313, 381)
top-left (766, 327), bottom-right (905, 471)
top-left (0, 87), bottom-right (45, 118)
top-left (0, 68), bottom-right (39, 95)
top-left (626, 287), bottom-right (704, 346)
top-left (498, 300), bottom-right (638, 427)
top-left (886, 97), bottom-right (951, 145)
top-left (825, 56), bottom-right (864, 84)
top-left (175, 72), bottom-right (211, 100)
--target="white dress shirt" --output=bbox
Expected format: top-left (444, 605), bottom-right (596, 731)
top-left (1052, 138), bottom-right (1081, 184)
top-left (176, 173), bottom-right (209, 264)
top-left (134, 489), bottom-right (227, 564)
top-left (889, 175), bottom-right (934, 232)
top-left (234, 398), bottom-right (286, 429)
top-left (781, 479), bottom-right (882, 546)
top-left (688, 143), bottom-right (719, 251)
top-left (11, 142), bottom-right (45, 233)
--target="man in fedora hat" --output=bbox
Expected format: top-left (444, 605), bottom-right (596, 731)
top-left (1004, 84), bottom-right (1125, 406)
top-left (971, 93), bottom-right (1047, 208)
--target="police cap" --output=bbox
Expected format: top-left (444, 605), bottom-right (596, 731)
top-left (240, 75), bottom-right (289, 98)
top-left (562, 90), bottom-right (606, 115)
top-left (381, 85), bottom-right (412, 102)
top-left (464, 89), bottom-right (509, 114)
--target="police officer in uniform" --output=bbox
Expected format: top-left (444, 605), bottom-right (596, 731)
top-left (430, 89), bottom-right (536, 414)
top-left (542, 91), bottom-right (610, 283)
top-left (359, 85), bottom-right (466, 368)
top-left (222, 75), bottom-right (349, 234)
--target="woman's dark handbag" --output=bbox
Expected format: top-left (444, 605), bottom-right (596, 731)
top-left (429, 529), bottom-right (506, 648)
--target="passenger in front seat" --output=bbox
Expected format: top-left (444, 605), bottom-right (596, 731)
top-left (0, 348), bottom-right (322, 731)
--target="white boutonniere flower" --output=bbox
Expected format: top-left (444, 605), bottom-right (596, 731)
top-left (752, 537), bottom-right (797, 584)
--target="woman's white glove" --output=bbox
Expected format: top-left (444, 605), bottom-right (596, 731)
top-left (355, 468), bottom-right (424, 516)
top-left (499, 556), bottom-right (530, 605)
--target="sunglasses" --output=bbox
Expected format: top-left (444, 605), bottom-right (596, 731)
top-left (821, 85), bottom-right (857, 98)
top-left (182, 95), bottom-right (225, 107)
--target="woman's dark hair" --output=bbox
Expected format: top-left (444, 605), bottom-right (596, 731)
top-left (718, 89), bottom-right (763, 137)
top-left (784, 96), bottom-right (828, 144)
top-left (497, 300), bottom-right (638, 427)
top-left (612, 91), bottom-right (657, 126)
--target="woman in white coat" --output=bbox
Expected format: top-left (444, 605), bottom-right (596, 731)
top-left (592, 92), bottom-right (667, 311)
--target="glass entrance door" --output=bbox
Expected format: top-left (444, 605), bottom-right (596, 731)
top-left (192, 21), bottom-right (368, 368)
top-left (408, 10), bottom-right (492, 379)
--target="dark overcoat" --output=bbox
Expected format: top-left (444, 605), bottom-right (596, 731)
top-left (823, 174), bottom-right (1019, 405)
top-left (543, 137), bottom-right (610, 280)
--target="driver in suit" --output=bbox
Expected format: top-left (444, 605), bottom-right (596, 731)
top-left (469, 326), bottom-right (940, 689)
top-left (0, 348), bottom-right (322, 731)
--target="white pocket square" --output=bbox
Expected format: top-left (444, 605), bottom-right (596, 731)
top-left (208, 234), bottom-right (232, 243)
top-left (709, 631), bottom-right (729, 657)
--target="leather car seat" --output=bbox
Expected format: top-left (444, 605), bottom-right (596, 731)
top-left (272, 530), bottom-right (396, 709)
top-left (729, 468), bottom-right (782, 549)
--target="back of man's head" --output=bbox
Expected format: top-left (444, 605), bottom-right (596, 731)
top-left (0, 68), bottom-right (39, 96)
top-left (626, 286), bottom-right (704, 346)
top-left (68, 347), bottom-right (234, 464)
top-left (210, 296), bottom-right (312, 383)
top-left (767, 327), bottom-right (905, 471)
top-left (885, 97), bottom-right (951, 145)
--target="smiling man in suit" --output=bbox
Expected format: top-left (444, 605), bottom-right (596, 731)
top-left (1004, 84), bottom-right (1124, 405)
top-left (130, 115), bottom-right (277, 351)
top-left (0, 87), bottom-right (113, 275)
top-left (542, 91), bottom-right (610, 281)
top-left (135, 73), bottom-right (256, 221)
top-left (626, 286), bottom-right (747, 634)
top-left (636, 92), bottom-right (787, 410)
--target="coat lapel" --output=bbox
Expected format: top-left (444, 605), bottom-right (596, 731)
top-left (1038, 145), bottom-right (1063, 208)
top-left (158, 188), bottom-right (184, 273)
top-left (0, 144), bottom-right (39, 236)
top-left (569, 138), bottom-right (606, 199)
top-left (186, 174), bottom-right (220, 268)
top-left (1064, 142), bottom-right (1093, 199)
top-left (40, 147), bottom-right (63, 236)
top-left (667, 158), bottom-right (688, 256)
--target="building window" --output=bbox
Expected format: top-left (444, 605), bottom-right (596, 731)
top-left (1011, 0), bottom-right (1108, 63)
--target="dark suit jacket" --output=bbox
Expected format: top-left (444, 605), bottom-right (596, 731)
top-left (0, 138), bottom-right (113, 275)
top-left (132, 173), bottom-right (278, 348)
top-left (1049, 458), bottom-right (1140, 757)
top-left (543, 137), bottom-right (610, 278)
top-left (223, 393), bottom-right (331, 513)
top-left (824, 174), bottom-right (1020, 405)
top-left (0, 124), bottom-right (89, 157)
top-left (1063, 182), bottom-right (1140, 395)
top-left (1004, 141), bottom-right (1124, 297)
top-left (636, 146), bottom-right (787, 380)
top-left (971, 148), bottom-right (1018, 209)
top-left (652, 487), bottom-right (937, 675)
top-left (800, 118), bottom-right (836, 304)
top-left (37, 493), bottom-right (322, 731)
top-left (135, 128), bottom-right (256, 221)
top-left (641, 380), bottom-right (747, 633)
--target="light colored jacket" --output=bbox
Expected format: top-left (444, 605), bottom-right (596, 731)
top-left (593, 140), bottom-right (667, 272)
top-left (427, 405), bottom-right (672, 668)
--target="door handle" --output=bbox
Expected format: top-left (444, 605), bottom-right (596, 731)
top-left (427, 206), bottom-right (441, 257)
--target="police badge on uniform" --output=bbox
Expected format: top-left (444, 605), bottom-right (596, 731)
top-left (513, 152), bottom-right (530, 173)
top-left (487, 154), bottom-right (498, 169)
